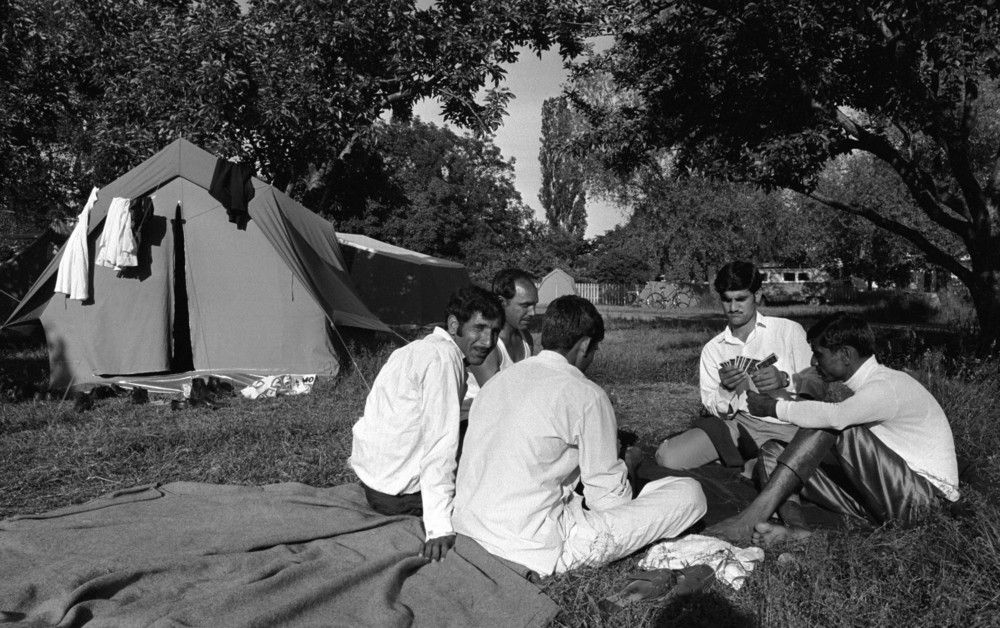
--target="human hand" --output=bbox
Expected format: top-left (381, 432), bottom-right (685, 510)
top-left (718, 365), bottom-right (747, 392)
top-left (750, 366), bottom-right (787, 392)
top-left (420, 534), bottom-right (456, 562)
top-left (746, 391), bottom-right (778, 418)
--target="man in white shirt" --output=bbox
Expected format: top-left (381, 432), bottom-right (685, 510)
top-left (350, 286), bottom-right (503, 561)
top-left (706, 313), bottom-right (960, 545)
top-left (655, 261), bottom-right (824, 472)
top-left (453, 295), bottom-right (707, 577)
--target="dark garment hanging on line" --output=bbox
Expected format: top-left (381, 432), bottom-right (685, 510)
top-left (208, 160), bottom-right (255, 230)
top-left (129, 197), bottom-right (153, 245)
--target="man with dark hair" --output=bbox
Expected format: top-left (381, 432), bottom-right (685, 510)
top-left (453, 295), bottom-right (706, 576)
top-left (707, 313), bottom-right (960, 545)
top-left (350, 286), bottom-right (503, 561)
top-left (655, 261), bottom-right (824, 473)
top-left (467, 268), bottom-right (538, 390)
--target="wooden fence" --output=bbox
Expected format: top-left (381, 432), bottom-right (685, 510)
top-left (575, 283), bottom-right (643, 306)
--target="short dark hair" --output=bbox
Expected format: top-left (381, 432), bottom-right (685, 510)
top-left (492, 268), bottom-right (536, 300)
top-left (541, 295), bottom-right (605, 352)
top-left (714, 261), bottom-right (763, 295)
top-left (807, 312), bottom-right (876, 358)
top-left (446, 286), bottom-right (503, 328)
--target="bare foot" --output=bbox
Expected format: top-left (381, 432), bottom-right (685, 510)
top-left (704, 515), bottom-right (758, 545)
top-left (751, 521), bottom-right (812, 547)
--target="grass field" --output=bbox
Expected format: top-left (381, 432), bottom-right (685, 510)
top-left (2, 314), bottom-right (999, 626)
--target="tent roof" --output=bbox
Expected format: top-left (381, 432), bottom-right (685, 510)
top-left (337, 233), bottom-right (465, 269)
top-left (3, 138), bottom-right (387, 334)
top-left (541, 268), bottom-right (574, 282)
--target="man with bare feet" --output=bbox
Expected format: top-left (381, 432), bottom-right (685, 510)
top-left (706, 313), bottom-right (960, 546)
top-left (655, 261), bottom-right (824, 474)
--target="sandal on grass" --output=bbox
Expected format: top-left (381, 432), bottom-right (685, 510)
top-left (600, 564), bottom-right (715, 611)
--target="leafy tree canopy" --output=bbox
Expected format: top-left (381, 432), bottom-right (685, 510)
top-left (573, 0), bottom-right (1000, 346)
top-left (1, 0), bottom-right (587, 219)
top-left (539, 96), bottom-right (588, 237)
top-left (306, 118), bottom-right (534, 283)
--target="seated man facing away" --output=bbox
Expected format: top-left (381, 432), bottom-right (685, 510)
top-left (656, 261), bottom-right (824, 473)
top-left (453, 295), bottom-right (707, 577)
top-left (350, 286), bottom-right (503, 561)
top-left (708, 313), bottom-right (960, 545)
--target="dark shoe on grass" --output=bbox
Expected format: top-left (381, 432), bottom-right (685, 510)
top-left (73, 391), bottom-right (93, 413)
top-left (130, 387), bottom-right (149, 405)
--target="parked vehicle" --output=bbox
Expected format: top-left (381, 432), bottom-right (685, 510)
top-left (759, 266), bottom-right (831, 305)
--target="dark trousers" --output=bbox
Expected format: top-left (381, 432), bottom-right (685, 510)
top-left (362, 483), bottom-right (423, 517)
top-left (756, 426), bottom-right (942, 525)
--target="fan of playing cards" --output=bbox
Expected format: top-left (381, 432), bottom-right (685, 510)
top-left (721, 353), bottom-right (777, 393)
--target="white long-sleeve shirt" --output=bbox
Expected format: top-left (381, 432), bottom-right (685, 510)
top-left (54, 187), bottom-right (99, 300)
top-left (453, 350), bottom-right (632, 575)
top-left (95, 197), bottom-right (138, 270)
top-left (700, 313), bottom-right (816, 424)
top-left (349, 327), bottom-right (467, 539)
top-left (775, 356), bottom-right (959, 501)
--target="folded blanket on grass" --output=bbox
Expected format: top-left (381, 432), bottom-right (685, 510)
top-left (0, 482), bottom-right (559, 627)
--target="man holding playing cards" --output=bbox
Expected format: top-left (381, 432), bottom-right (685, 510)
top-left (655, 261), bottom-right (825, 473)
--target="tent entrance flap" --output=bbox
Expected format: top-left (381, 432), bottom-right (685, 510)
top-left (170, 203), bottom-right (194, 373)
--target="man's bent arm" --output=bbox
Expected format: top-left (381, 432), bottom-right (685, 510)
top-left (417, 352), bottom-right (463, 540)
top-left (699, 345), bottom-right (733, 417)
top-left (776, 380), bottom-right (898, 430)
top-left (577, 391), bottom-right (633, 511)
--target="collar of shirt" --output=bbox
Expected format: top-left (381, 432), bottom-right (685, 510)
top-left (430, 326), bottom-right (466, 363)
top-left (844, 355), bottom-right (879, 392)
top-left (718, 313), bottom-right (768, 345)
top-left (535, 349), bottom-right (585, 377)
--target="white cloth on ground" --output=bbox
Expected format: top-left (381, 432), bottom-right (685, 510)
top-left (454, 350), bottom-right (706, 576)
top-left (639, 534), bottom-right (764, 591)
top-left (239, 374), bottom-right (316, 399)
top-left (54, 187), bottom-right (99, 300)
top-left (95, 197), bottom-right (138, 270)
top-left (350, 327), bottom-right (467, 540)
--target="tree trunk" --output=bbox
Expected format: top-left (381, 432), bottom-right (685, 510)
top-left (965, 270), bottom-right (1000, 355)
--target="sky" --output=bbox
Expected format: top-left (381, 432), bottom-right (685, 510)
top-left (411, 47), bottom-right (627, 239)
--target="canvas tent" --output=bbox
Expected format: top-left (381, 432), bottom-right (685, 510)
top-left (3, 139), bottom-right (388, 390)
top-left (537, 268), bottom-right (576, 306)
top-left (336, 233), bottom-right (470, 326)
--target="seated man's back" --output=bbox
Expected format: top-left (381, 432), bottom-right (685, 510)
top-left (455, 295), bottom-right (706, 576)
top-left (456, 350), bottom-right (624, 571)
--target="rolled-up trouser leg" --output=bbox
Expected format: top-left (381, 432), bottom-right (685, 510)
top-left (831, 426), bottom-right (941, 525)
top-left (774, 428), bottom-right (837, 483)
top-left (756, 431), bottom-right (869, 521)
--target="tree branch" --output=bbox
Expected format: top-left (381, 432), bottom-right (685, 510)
top-left (941, 78), bottom-right (992, 236)
top-left (815, 102), bottom-right (972, 233)
top-left (804, 190), bottom-right (973, 285)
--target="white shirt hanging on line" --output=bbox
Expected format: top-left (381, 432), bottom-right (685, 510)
top-left (95, 197), bottom-right (138, 271)
top-left (54, 187), bottom-right (99, 301)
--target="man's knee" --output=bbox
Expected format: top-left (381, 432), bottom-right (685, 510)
top-left (682, 477), bottom-right (708, 515)
top-left (654, 428), bottom-right (718, 469)
top-left (759, 438), bottom-right (785, 462)
top-left (654, 438), bottom-right (673, 467)
top-left (660, 476), bottom-right (708, 515)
